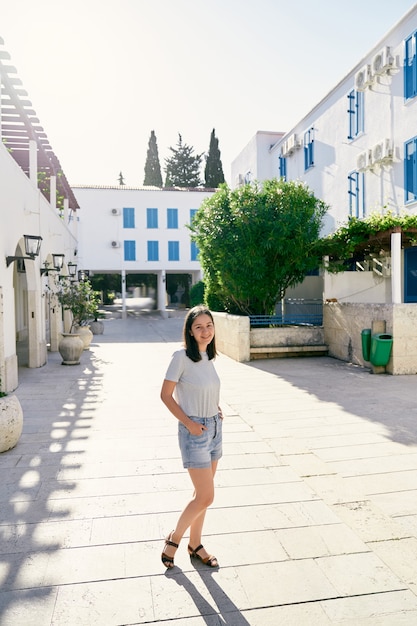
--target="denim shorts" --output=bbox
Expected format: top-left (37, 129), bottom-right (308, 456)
top-left (178, 414), bottom-right (223, 469)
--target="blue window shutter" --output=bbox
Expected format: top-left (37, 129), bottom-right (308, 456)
top-left (147, 208), bottom-right (158, 228)
top-left (168, 241), bottom-right (179, 261)
top-left (404, 33), bottom-right (417, 100)
top-left (147, 241), bottom-right (159, 261)
top-left (405, 138), bottom-right (417, 203)
top-left (279, 156), bottom-right (286, 180)
top-left (167, 208), bottom-right (178, 228)
top-left (124, 240), bottom-right (136, 261)
top-left (123, 207), bottom-right (135, 228)
top-left (347, 90), bottom-right (355, 140)
top-left (191, 241), bottom-right (199, 261)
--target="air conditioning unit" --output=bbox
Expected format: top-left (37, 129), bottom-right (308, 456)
top-left (111, 208), bottom-right (120, 215)
top-left (285, 133), bottom-right (300, 155)
top-left (372, 138), bottom-right (393, 164)
top-left (357, 150), bottom-right (372, 172)
top-left (111, 241), bottom-right (120, 248)
top-left (372, 46), bottom-right (394, 76)
top-left (355, 64), bottom-right (373, 91)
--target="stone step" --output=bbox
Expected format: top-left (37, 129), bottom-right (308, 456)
top-left (250, 345), bottom-right (328, 360)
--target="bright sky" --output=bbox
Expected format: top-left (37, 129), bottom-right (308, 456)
top-left (2, 0), bottom-right (416, 187)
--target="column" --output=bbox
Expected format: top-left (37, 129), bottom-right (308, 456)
top-left (391, 231), bottom-right (401, 304)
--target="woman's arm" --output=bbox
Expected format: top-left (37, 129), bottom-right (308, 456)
top-left (160, 379), bottom-right (206, 435)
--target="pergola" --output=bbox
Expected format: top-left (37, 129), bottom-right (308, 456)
top-left (0, 37), bottom-right (79, 211)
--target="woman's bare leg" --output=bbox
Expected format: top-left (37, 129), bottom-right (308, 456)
top-left (189, 461), bottom-right (218, 559)
top-left (163, 462), bottom-right (218, 560)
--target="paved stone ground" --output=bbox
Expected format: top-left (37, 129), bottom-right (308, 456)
top-left (1, 313), bottom-right (417, 625)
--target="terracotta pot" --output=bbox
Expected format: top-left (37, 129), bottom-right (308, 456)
top-left (73, 325), bottom-right (93, 350)
top-left (58, 332), bottom-right (84, 365)
top-left (0, 394), bottom-right (24, 453)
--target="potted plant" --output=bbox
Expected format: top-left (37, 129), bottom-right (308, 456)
top-left (0, 377), bottom-right (24, 453)
top-left (57, 279), bottom-right (100, 362)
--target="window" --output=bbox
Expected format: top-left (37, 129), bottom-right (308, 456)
top-left (124, 240), bottom-right (136, 261)
top-left (304, 128), bottom-right (314, 170)
top-left (405, 31), bottom-right (417, 100)
top-left (147, 241), bottom-right (159, 261)
top-left (279, 155), bottom-right (287, 180)
top-left (123, 207), bottom-right (135, 228)
top-left (147, 208), bottom-right (158, 228)
top-left (191, 241), bottom-right (199, 261)
top-left (347, 90), bottom-right (364, 139)
top-left (405, 137), bottom-right (417, 203)
top-left (167, 208), bottom-right (178, 228)
top-left (348, 171), bottom-right (365, 217)
top-left (168, 241), bottom-right (180, 261)
top-left (190, 209), bottom-right (197, 222)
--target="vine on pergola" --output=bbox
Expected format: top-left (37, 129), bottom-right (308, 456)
top-left (319, 211), bottom-right (417, 272)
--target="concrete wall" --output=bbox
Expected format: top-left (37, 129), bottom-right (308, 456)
top-left (213, 312), bottom-right (325, 363)
top-left (250, 326), bottom-right (324, 349)
top-left (212, 312), bottom-right (250, 362)
top-left (324, 302), bottom-right (417, 375)
top-left (323, 271), bottom-right (392, 303)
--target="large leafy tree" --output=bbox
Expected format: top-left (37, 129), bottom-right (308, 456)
top-left (190, 179), bottom-right (328, 315)
top-left (164, 134), bottom-right (203, 187)
top-left (204, 128), bottom-right (225, 188)
top-left (143, 130), bottom-right (163, 186)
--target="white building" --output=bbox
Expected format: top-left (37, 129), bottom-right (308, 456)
top-left (232, 4), bottom-right (417, 305)
top-left (73, 185), bottom-right (215, 313)
top-left (0, 37), bottom-right (79, 392)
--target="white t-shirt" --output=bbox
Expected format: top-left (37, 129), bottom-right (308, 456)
top-left (164, 348), bottom-right (220, 418)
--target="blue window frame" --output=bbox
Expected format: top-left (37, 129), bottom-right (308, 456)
top-left (191, 241), bottom-right (199, 261)
top-left (279, 155), bottom-right (287, 180)
top-left (304, 128), bottom-right (314, 170)
top-left (405, 137), bottom-right (417, 203)
top-left (147, 241), bottom-right (159, 261)
top-left (124, 240), bottom-right (136, 261)
top-left (348, 171), bottom-right (365, 217)
top-left (404, 31), bottom-right (417, 100)
top-left (123, 207), bottom-right (135, 228)
top-left (147, 208), bottom-right (158, 228)
top-left (347, 90), bottom-right (364, 139)
top-left (168, 241), bottom-right (179, 261)
top-left (190, 208), bottom-right (197, 222)
top-left (167, 208), bottom-right (178, 229)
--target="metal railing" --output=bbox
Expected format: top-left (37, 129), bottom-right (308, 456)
top-left (250, 299), bottom-right (323, 327)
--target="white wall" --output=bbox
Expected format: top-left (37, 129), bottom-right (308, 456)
top-left (0, 142), bottom-right (78, 390)
top-left (235, 6), bottom-right (417, 236)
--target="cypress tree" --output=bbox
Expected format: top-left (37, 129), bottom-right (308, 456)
top-left (164, 134), bottom-right (203, 188)
top-left (143, 130), bottom-right (163, 186)
top-left (204, 128), bottom-right (225, 188)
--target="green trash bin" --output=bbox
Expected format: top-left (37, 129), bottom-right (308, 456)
top-left (361, 328), bottom-right (372, 361)
top-left (370, 333), bottom-right (393, 366)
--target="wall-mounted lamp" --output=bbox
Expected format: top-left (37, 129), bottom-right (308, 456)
top-left (78, 269), bottom-right (90, 282)
top-left (6, 234), bottom-right (42, 267)
top-left (67, 262), bottom-right (77, 278)
top-left (40, 253), bottom-right (65, 275)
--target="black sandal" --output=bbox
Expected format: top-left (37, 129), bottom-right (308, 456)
top-left (188, 543), bottom-right (218, 568)
top-left (161, 532), bottom-right (179, 569)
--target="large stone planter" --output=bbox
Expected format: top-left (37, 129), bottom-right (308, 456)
top-left (0, 394), bottom-right (24, 453)
top-left (73, 325), bottom-right (94, 350)
top-left (90, 320), bottom-right (104, 335)
top-left (58, 333), bottom-right (84, 365)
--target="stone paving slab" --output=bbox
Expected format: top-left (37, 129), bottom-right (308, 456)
top-left (1, 316), bottom-right (417, 624)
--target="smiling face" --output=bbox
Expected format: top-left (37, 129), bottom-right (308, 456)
top-left (190, 313), bottom-right (215, 352)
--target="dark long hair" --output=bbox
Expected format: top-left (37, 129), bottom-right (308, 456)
top-left (183, 305), bottom-right (217, 362)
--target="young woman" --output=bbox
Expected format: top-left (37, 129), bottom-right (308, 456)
top-left (160, 305), bottom-right (223, 569)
